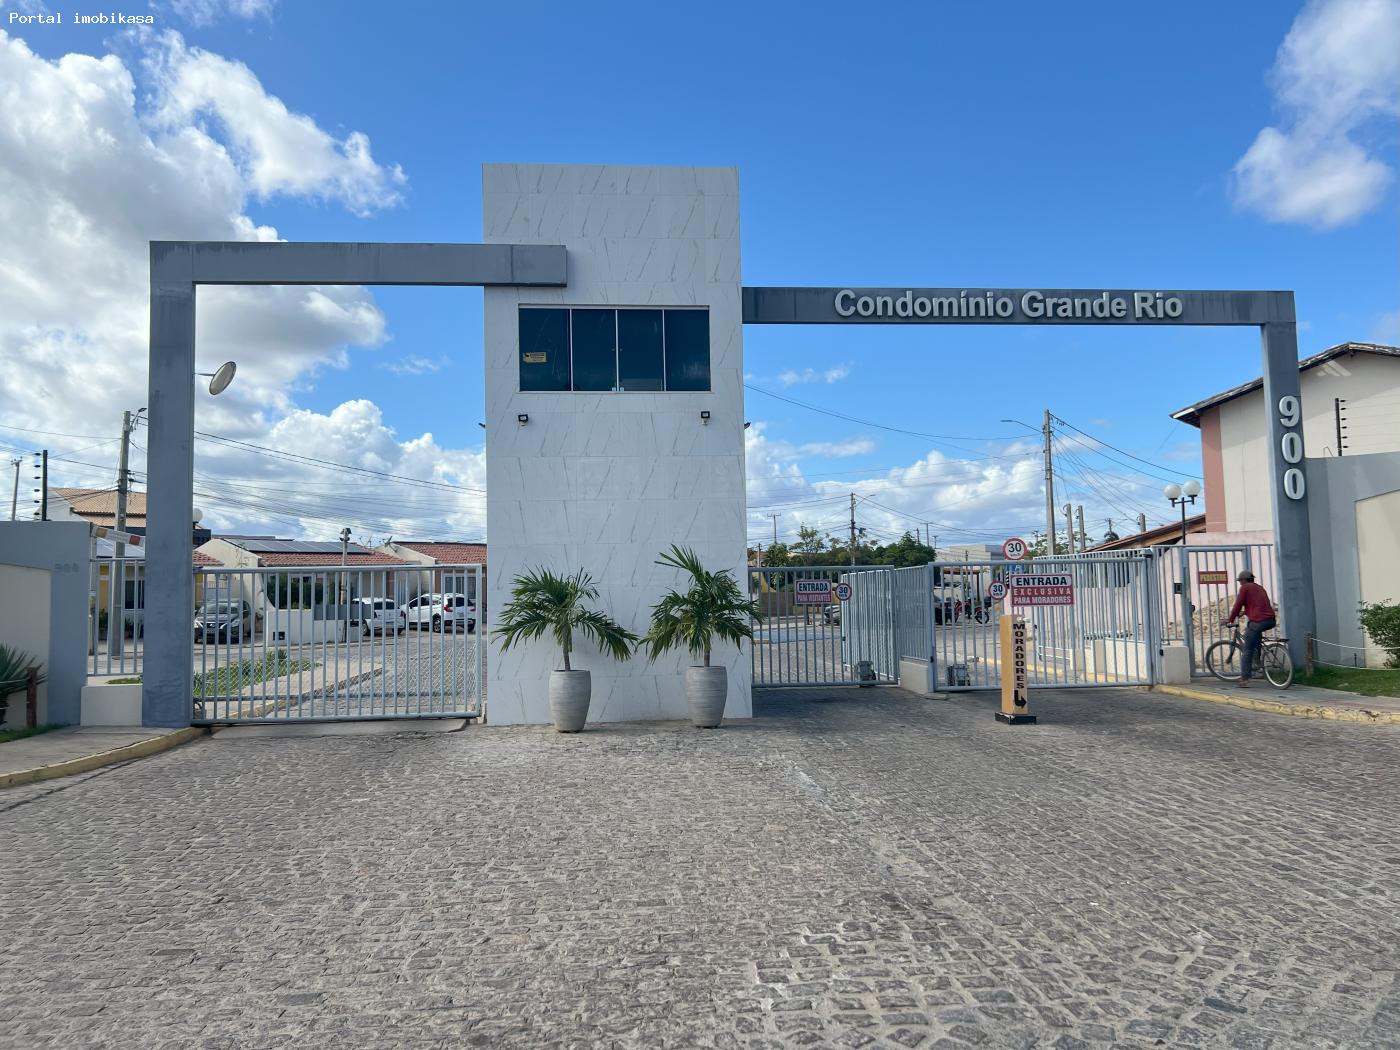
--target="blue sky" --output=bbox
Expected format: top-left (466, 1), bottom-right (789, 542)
top-left (1, 0), bottom-right (1395, 546)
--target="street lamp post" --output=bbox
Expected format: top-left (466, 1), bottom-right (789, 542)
top-left (339, 526), bottom-right (352, 607)
top-left (1164, 480), bottom-right (1202, 546)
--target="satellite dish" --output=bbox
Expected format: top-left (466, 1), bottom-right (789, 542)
top-left (208, 361), bottom-right (237, 396)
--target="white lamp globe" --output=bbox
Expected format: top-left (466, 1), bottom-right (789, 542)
top-left (1183, 479), bottom-right (1202, 498)
top-left (192, 507), bottom-right (204, 525)
top-left (1164, 483), bottom-right (1182, 501)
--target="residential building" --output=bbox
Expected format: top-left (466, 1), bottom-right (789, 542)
top-left (1171, 342), bottom-right (1400, 539)
top-left (1171, 341), bottom-right (1400, 664)
top-left (197, 535), bottom-right (410, 605)
top-left (51, 487), bottom-right (143, 529)
top-left (377, 540), bottom-right (487, 607)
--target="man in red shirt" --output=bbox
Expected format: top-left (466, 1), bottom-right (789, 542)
top-left (1222, 570), bottom-right (1276, 688)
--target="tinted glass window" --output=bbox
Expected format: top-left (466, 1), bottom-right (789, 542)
top-left (519, 308), bottom-right (570, 391)
top-left (570, 309), bottom-right (616, 391)
top-left (664, 310), bottom-right (710, 391)
top-left (617, 309), bottom-right (664, 392)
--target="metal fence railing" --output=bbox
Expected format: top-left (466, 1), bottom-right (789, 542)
top-left (88, 559), bottom-right (486, 722)
top-left (750, 566), bottom-right (897, 686)
top-left (89, 554), bottom-right (146, 678)
top-left (190, 564), bottom-right (485, 723)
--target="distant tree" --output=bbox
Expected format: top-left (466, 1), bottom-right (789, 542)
top-left (869, 531), bottom-right (938, 568)
top-left (794, 524), bottom-right (826, 556)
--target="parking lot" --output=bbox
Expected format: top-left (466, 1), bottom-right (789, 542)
top-left (4, 685), bottom-right (1399, 1048)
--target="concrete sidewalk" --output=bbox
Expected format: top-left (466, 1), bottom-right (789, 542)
top-left (1153, 677), bottom-right (1400, 724)
top-left (0, 726), bottom-right (205, 788)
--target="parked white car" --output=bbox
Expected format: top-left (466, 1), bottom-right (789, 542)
top-left (399, 592), bottom-right (476, 633)
top-left (350, 597), bottom-right (401, 637)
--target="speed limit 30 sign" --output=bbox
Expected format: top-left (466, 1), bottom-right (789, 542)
top-left (1002, 537), bottom-right (1028, 561)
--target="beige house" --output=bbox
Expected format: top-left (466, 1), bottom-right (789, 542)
top-left (1172, 342), bottom-right (1400, 540)
top-left (377, 541), bottom-right (487, 608)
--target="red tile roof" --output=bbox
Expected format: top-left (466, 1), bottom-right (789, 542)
top-left (53, 487), bottom-right (146, 526)
top-left (1087, 514), bottom-right (1207, 551)
top-left (192, 550), bottom-right (219, 566)
top-left (395, 542), bottom-right (487, 564)
top-left (255, 551), bottom-right (411, 567)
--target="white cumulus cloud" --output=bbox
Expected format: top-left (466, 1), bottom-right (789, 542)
top-left (1232, 0), bottom-right (1400, 228)
top-left (146, 32), bottom-right (406, 215)
top-left (0, 29), bottom-right (471, 541)
top-left (379, 354), bottom-right (450, 377)
top-left (776, 365), bottom-right (850, 386)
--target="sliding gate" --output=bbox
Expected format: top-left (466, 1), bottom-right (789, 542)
top-left (752, 556), bottom-right (1161, 690)
top-left (931, 555), bottom-right (1159, 690)
top-left (189, 564), bottom-right (485, 724)
top-left (750, 566), bottom-right (897, 686)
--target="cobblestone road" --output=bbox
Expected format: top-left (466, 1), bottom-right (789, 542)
top-left (3, 687), bottom-right (1399, 1048)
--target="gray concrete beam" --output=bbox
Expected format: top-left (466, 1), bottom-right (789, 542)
top-left (742, 287), bottom-right (1296, 326)
top-left (155, 242), bottom-right (567, 286)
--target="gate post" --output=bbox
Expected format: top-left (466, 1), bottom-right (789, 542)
top-left (925, 562), bottom-right (937, 689)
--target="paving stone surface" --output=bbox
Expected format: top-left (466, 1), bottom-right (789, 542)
top-left (2, 686), bottom-right (1399, 1048)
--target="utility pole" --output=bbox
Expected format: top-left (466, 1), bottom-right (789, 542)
top-left (1076, 505), bottom-right (1087, 550)
top-left (1063, 503), bottom-right (1076, 555)
top-left (1137, 512), bottom-right (1147, 534)
top-left (849, 493), bottom-right (857, 567)
top-left (9, 457), bottom-right (19, 521)
top-left (1043, 409), bottom-right (1056, 557)
top-left (770, 513), bottom-right (779, 547)
top-left (112, 411), bottom-right (141, 657)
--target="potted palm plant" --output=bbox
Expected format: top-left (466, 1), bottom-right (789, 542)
top-left (494, 568), bottom-right (637, 733)
top-left (642, 545), bottom-right (761, 728)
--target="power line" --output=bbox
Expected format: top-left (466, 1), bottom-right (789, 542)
top-left (745, 383), bottom-right (1026, 458)
top-left (1051, 414), bottom-right (1198, 482)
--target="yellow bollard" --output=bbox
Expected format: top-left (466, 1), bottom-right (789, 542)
top-left (997, 614), bottom-right (1037, 725)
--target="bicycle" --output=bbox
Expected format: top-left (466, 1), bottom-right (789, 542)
top-left (1204, 622), bottom-right (1294, 688)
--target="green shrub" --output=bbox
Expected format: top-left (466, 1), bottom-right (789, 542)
top-left (1358, 600), bottom-right (1400, 668)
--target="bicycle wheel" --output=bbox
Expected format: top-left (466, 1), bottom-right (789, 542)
top-left (1204, 640), bottom-right (1238, 681)
top-left (1262, 643), bottom-right (1294, 688)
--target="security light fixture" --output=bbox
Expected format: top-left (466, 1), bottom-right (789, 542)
top-left (743, 421), bottom-right (751, 429)
top-left (517, 413), bottom-right (529, 426)
top-left (197, 361), bottom-right (237, 396)
top-left (700, 410), bottom-right (711, 424)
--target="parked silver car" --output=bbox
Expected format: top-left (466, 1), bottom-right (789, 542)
top-left (350, 597), bottom-right (401, 636)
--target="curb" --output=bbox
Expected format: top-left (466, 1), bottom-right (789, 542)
top-left (1149, 683), bottom-right (1400, 725)
top-left (0, 727), bottom-right (207, 789)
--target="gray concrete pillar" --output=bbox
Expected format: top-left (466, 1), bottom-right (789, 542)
top-left (144, 244), bottom-right (196, 727)
top-left (1261, 320), bottom-right (1316, 667)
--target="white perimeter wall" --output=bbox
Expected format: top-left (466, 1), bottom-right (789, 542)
top-left (1217, 354), bottom-right (1400, 533)
top-left (0, 564), bottom-right (49, 727)
top-left (483, 164), bottom-right (749, 724)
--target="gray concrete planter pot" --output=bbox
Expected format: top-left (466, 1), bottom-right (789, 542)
top-left (686, 666), bottom-right (728, 728)
top-left (549, 669), bottom-right (592, 733)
